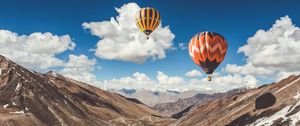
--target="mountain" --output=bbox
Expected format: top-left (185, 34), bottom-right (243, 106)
top-left (111, 89), bottom-right (199, 107)
top-left (153, 88), bottom-right (248, 116)
top-left (1, 54), bottom-right (299, 126)
top-left (173, 75), bottom-right (300, 126)
top-left (0, 55), bottom-right (174, 126)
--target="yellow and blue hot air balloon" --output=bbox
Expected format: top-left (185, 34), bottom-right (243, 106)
top-left (135, 7), bottom-right (161, 40)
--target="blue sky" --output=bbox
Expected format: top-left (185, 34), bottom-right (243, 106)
top-left (1, 0), bottom-right (300, 91)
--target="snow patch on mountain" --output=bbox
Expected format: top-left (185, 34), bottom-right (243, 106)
top-left (294, 92), bottom-right (300, 99)
top-left (9, 110), bottom-right (25, 114)
top-left (249, 100), bottom-right (300, 126)
top-left (15, 82), bottom-right (22, 92)
top-left (3, 104), bottom-right (9, 108)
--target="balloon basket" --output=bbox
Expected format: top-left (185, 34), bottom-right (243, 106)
top-left (207, 75), bottom-right (212, 81)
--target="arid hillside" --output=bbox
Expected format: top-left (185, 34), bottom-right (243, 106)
top-left (1, 55), bottom-right (299, 126)
top-left (172, 75), bottom-right (300, 126)
top-left (0, 55), bottom-right (174, 126)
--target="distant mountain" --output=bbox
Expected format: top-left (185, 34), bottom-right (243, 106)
top-left (154, 88), bottom-right (248, 116)
top-left (173, 75), bottom-right (300, 126)
top-left (0, 55), bottom-right (174, 126)
top-left (111, 89), bottom-right (200, 107)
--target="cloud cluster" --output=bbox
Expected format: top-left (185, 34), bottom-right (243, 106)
top-left (225, 64), bottom-right (273, 77)
top-left (60, 55), bottom-right (97, 84)
top-left (157, 71), bottom-right (184, 85)
top-left (101, 71), bottom-right (256, 92)
top-left (185, 69), bottom-right (203, 78)
top-left (83, 3), bottom-right (175, 64)
top-left (189, 74), bottom-right (257, 92)
top-left (0, 29), bottom-right (98, 84)
top-left (0, 30), bottom-right (75, 71)
top-left (226, 16), bottom-right (300, 80)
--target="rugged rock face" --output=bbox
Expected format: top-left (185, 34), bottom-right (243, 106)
top-left (173, 75), bottom-right (300, 126)
top-left (0, 55), bottom-right (174, 126)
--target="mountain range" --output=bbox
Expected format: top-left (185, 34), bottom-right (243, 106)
top-left (153, 88), bottom-right (249, 116)
top-left (172, 75), bottom-right (300, 126)
top-left (0, 55), bottom-right (174, 125)
top-left (111, 88), bottom-right (199, 107)
top-left (0, 55), bottom-right (299, 126)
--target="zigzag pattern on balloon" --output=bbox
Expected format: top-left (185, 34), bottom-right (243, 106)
top-left (189, 32), bottom-right (227, 63)
top-left (189, 37), bottom-right (201, 66)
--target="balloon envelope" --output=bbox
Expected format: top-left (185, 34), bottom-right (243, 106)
top-left (188, 32), bottom-right (227, 75)
top-left (135, 7), bottom-right (161, 39)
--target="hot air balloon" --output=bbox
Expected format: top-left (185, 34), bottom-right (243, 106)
top-left (188, 32), bottom-right (228, 81)
top-left (135, 7), bottom-right (161, 40)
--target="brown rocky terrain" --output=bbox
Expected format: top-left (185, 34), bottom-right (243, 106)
top-left (172, 75), bottom-right (300, 126)
top-left (1, 55), bottom-right (299, 126)
top-left (153, 88), bottom-right (248, 116)
top-left (0, 55), bottom-right (174, 126)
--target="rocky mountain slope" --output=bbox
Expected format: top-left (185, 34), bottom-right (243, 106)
top-left (1, 54), bottom-right (299, 126)
top-left (154, 88), bottom-right (248, 116)
top-left (173, 75), bottom-right (300, 126)
top-left (0, 55), bottom-right (174, 126)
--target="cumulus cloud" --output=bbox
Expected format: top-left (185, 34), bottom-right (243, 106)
top-left (101, 71), bottom-right (257, 92)
top-left (83, 3), bottom-right (175, 63)
top-left (188, 74), bottom-right (257, 92)
top-left (60, 55), bottom-right (97, 84)
top-left (0, 30), bottom-right (75, 71)
top-left (102, 72), bottom-right (155, 90)
top-left (226, 16), bottom-right (300, 80)
top-left (0, 29), bottom-right (99, 84)
top-left (225, 64), bottom-right (274, 77)
top-left (157, 71), bottom-right (184, 85)
top-left (185, 69), bottom-right (203, 78)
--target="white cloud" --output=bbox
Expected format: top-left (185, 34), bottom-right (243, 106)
top-left (83, 3), bottom-right (175, 64)
top-left (100, 71), bottom-right (256, 93)
top-left (185, 69), bottom-right (203, 78)
top-left (0, 29), bottom-right (100, 84)
top-left (59, 55), bottom-right (97, 84)
top-left (276, 71), bottom-right (300, 81)
top-left (178, 43), bottom-right (187, 50)
top-left (101, 71), bottom-right (186, 91)
top-left (0, 30), bottom-right (75, 71)
top-left (225, 64), bottom-right (273, 77)
top-left (188, 74), bottom-right (257, 92)
top-left (226, 16), bottom-right (300, 81)
top-left (157, 71), bottom-right (184, 85)
top-left (102, 72), bottom-right (155, 90)
top-left (214, 74), bottom-right (257, 89)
